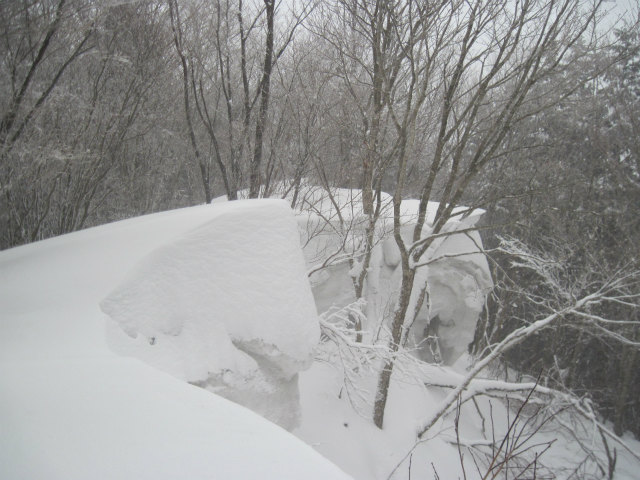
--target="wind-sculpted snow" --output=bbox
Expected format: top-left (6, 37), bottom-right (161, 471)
top-left (371, 215), bottom-right (492, 365)
top-left (418, 229), bottom-right (492, 363)
top-left (101, 200), bottom-right (319, 429)
top-left (0, 200), bottom-right (351, 479)
top-left (287, 185), bottom-right (492, 365)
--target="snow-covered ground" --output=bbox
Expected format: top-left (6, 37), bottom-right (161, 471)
top-left (0, 200), bottom-right (350, 480)
top-left (2, 197), bottom-right (639, 479)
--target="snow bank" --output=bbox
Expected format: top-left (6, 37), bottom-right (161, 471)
top-left (423, 229), bottom-right (492, 363)
top-left (101, 200), bottom-right (319, 429)
top-left (0, 200), bottom-right (350, 480)
top-left (286, 186), bottom-right (492, 365)
top-left (396, 208), bottom-right (492, 364)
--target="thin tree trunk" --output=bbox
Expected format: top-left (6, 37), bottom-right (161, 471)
top-left (373, 265), bottom-right (416, 428)
top-left (248, 0), bottom-right (275, 198)
top-left (614, 344), bottom-right (637, 435)
top-left (169, 0), bottom-right (212, 204)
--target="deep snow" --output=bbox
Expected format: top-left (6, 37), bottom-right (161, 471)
top-left (101, 200), bottom-right (319, 429)
top-left (0, 200), bottom-right (351, 480)
top-left (2, 197), bottom-right (639, 480)
top-left (290, 186), bottom-right (492, 365)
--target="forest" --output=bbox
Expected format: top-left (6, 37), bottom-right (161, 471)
top-left (1, 0), bottom-right (639, 472)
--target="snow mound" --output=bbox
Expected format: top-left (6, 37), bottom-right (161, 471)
top-left (101, 200), bottom-right (319, 429)
top-left (0, 200), bottom-right (351, 479)
top-left (280, 187), bottom-right (492, 365)
top-left (416, 227), bottom-right (493, 364)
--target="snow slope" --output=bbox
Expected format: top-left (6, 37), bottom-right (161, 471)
top-left (0, 200), bottom-right (351, 480)
top-left (4, 195), bottom-right (638, 480)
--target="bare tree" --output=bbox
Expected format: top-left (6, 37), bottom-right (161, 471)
top-left (1, 1), bottom-right (186, 248)
top-left (319, 0), bottom-right (609, 429)
top-left (0, 0), bottom-right (94, 148)
top-left (168, 0), bottom-right (212, 203)
top-left (169, 0), bottom-right (311, 202)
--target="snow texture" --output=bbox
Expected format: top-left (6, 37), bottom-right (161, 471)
top-left (3, 193), bottom-right (639, 480)
top-left (287, 185), bottom-right (492, 365)
top-left (100, 200), bottom-right (319, 429)
top-left (0, 200), bottom-right (350, 480)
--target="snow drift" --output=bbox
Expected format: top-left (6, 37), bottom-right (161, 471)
top-left (289, 186), bottom-right (492, 364)
top-left (101, 200), bottom-right (319, 430)
top-left (0, 200), bottom-right (349, 479)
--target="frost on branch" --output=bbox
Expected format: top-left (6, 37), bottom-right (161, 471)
top-left (406, 237), bottom-right (640, 472)
top-left (317, 299), bottom-right (423, 417)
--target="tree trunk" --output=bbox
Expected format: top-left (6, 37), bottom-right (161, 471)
top-left (169, 0), bottom-right (211, 204)
top-left (248, 0), bottom-right (275, 198)
top-left (614, 344), bottom-right (637, 436)
top-left (373, 266), bottom-right (416, 428)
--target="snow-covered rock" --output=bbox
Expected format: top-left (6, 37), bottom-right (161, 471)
top-left (101, 200), bottom-right (319, 430)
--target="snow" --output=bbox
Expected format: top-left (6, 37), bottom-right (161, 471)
top-left (288, 185), bottom-right (492, 365)
top-left (283, 185), bottom-right (473, 228)
top-left (293, 361), bottom-right (481, 480)
top-left (294, 357), bottom-right (640, 480)
top-left (3, 191), bottom-right (639, 480)
top-left (0, 200), bottom-right (351, 480)
top-left (420, 228), bottom-right (493, 363)
top-left (102, 203), bottom-right (318, 375)
top-left (0, 358), bottom-right (349, 480)
top-left (101, 201), bottom-right (319, 428)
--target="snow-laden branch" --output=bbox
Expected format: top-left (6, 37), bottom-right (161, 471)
top-left (318, 300), bottom-right (428, 414)
top-left (412, 248), bottom-right (497, 269)
top-left (415, 291), bottom-right (601, 439)
top-left (573, 310), bottom-right (640, 326)
top-left (570, 397), bottom-right (640, 464)
top-left (319, 302), bottom-right (391, 362)
top-left (587, 322), bottom-right (640, 349)
top-left (420, 364), bottom-right (640, 464)
top-left (407, 221), bottom-right (522, 262)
